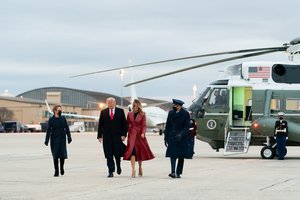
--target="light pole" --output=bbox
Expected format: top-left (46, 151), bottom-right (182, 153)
top-left (120, 69), bottom-right (125, 107)
top-left (192, 84), bottom-right (197, 100)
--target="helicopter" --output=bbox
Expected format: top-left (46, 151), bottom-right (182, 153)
top-left (71, 38), bottom-right (300, 159)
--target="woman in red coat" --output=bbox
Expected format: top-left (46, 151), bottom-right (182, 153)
top-left (123, 99), bottom-right (154, 177)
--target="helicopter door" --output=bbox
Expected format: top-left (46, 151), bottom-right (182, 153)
top-left (224, 87), bottom-right (252, 155)
top-left (231, 87), bottom-right (252, 127)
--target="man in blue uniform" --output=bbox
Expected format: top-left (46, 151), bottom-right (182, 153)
top-left (164, 99), bottom-right (190, 178)
top-left (188, 113), bottom-right (197, 158)
top-left (274, 112), bottom-right (288, 160)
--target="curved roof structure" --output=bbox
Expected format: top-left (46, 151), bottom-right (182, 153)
top-left (17, 87), bottom-right (130, 109)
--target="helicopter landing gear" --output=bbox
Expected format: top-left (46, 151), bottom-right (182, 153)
top-left (260, 144), bottom-right (287, 159)
top-left (261, 136), bottom-right (276, 159)
top-left (261, 146), bottom-right (276, 159)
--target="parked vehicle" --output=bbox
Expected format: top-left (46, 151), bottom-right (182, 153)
top-left (26, 124), bottom-right (42, 132)
top-left (40, 122), bottom-right (48, 132)
top-left (20, 124), bottom-right (29, 133)
top-left (0, 123), bottom-right (4, 133)
top-left (4, 121), bottom-right (22, 132)
top-left (69, 122), bottom-right (85, 132)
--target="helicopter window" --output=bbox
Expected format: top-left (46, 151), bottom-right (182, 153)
top-left (247, 99), bottom-right (252, 106)
top-left (208, 88), bottom-right (228, 107)
top-left (189, 87), bottom-right (210, 119)
top-left (270, 99), bottom-right (280, 111)
top-left (286, 99), bottom-right (300, 111)
top-left (192, 87), bottom-right (210, 106)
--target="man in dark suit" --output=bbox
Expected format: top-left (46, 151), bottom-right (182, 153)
top-left (97, 97), bottom-right (128, 177)
top-left (164, 99), bottom-right (191, 178)
top-left (274, 112), bottom-right (288, 160)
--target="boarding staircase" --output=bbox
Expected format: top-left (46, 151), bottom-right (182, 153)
top-left (224, 128), bottom-right (251, 155)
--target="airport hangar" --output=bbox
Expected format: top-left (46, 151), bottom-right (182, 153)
top-left (0, 87), bottom-right (171, 131)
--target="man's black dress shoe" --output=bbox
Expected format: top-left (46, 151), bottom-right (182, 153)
top-left (176, 174), bottom-right (181, 178)
top-left (117, 168), bottom-right (122, 175)
top-left (107, 173), bottom-right (113, 178)
top-left (168, 173), bottom-right (176, 178)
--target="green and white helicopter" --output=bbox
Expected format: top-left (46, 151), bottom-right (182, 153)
top-left (72, 38), bottom-right (300, 159)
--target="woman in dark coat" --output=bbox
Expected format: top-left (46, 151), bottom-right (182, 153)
top-left (164, 99), bottom-right (190, 178)
top-left (123, 99), bottom-right (154, 178)
top-left (45, 105), bottom-right (72, 177)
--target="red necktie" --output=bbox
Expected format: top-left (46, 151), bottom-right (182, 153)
top-left (110, 109), bottom-right (114, 120)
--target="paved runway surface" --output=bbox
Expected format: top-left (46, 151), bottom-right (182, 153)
top-left (1, 132), bottom-right (300, 200)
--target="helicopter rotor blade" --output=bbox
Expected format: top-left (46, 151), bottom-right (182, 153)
top-left (70, 46), bottom-right (287, 78)
top-left (124, 49), bottom-right (283, 87)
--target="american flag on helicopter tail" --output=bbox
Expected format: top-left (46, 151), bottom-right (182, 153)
top-left (248, 66), bottom-right (270, 78)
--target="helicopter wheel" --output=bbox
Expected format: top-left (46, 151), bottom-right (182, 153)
top-left (261, 146), bottom-right (276, 159)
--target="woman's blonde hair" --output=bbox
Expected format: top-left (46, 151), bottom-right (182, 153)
top-left (133, 99), bottom-right (144, 115)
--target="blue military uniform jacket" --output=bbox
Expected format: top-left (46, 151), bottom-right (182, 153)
top-left (164, 108), bottom-right (191, 158)
top-left (274, 120), bottom-right (288, 137)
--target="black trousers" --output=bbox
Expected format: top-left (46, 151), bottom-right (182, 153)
top-left (276, 135), bottom-right (287, 159)
top-left (107, 156), bottom-right (121, 173)
top-left (170, 158), bottom-right (184, 175)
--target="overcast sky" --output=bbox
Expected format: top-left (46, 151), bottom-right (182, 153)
top-left (1, 0), bottom-right (299, 106)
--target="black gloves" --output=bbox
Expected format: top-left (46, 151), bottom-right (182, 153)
top-left (164, 140), bottom-right (168, 147)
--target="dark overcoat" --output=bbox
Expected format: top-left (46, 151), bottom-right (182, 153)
top-left (45, 116), bottom-right (72, 159)
top-left (164, 108), bottom-right (191, 158)
top-left (97, 107), bottom-right (128, 158)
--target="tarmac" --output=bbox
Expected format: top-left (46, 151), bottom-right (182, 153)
top-left (1, 132), bottom-right (300, 200)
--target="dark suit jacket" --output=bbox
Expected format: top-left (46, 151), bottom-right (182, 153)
top-left (97, 107), bottom-right (127, 158)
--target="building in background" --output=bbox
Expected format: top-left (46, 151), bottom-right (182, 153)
top-left (17, 87), bottom-right (127, 109)
top-left (0, 87), bottom-right (171, 132)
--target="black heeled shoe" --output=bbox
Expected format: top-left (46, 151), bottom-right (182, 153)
top-left (60, 168), bottom-right (64, 175)
top-left (54, 171), bottom-right (59, 177)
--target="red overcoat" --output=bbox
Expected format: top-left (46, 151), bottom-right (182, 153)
top-left (123, 112), bottom-right (155, 161)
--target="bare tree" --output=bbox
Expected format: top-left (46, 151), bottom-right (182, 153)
top-left (0, 107), bottom-right (14, 123)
